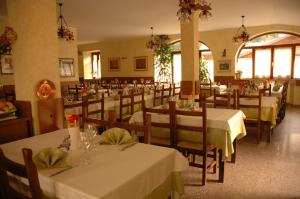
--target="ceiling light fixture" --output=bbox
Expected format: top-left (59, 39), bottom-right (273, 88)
top-left (232, 16), bottom-right (250, 44)
top-left (146, 27), bottom-right (160, 51)
top-left (57, 3), bottom-right (74, 41)
top-left (177, 0), bottom-right (212, 22)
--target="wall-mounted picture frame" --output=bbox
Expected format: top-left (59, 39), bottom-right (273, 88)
top-left (0, 55), bottom-right (13, 74)
top-left (109, 57), bottom-right (120, 71)
top-left (218, 60), bottom-right (231, 72)
top-left (134, 56), bottom-right (148, 71)
top-left (59, 58), bottom-right (74, 77)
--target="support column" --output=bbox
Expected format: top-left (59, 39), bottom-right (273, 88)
top-left (180, 12), bottom-right (199, 95)
top-left (7, 0), bottom-right (61, 134)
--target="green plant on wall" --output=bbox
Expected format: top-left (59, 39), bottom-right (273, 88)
top-left (199, 58), bottom-right (210, 82)
top-left (153, 35), bottom-right (172, 82)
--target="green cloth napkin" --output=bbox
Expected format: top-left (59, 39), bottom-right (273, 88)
top-left (99, 127), bottom-right (133, 145)
top-left (33, 148), bottom-right (70, 169)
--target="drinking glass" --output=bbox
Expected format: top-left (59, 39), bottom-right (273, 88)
top-left (84, 124), bottom-right (98, 152)
top-left (80, 131), bottom-right (92, 165)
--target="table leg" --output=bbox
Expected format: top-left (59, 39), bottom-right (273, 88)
top-left (231, 139), bottom-right (237, 163)
top-left (218, 149), bottom-right (224, 183)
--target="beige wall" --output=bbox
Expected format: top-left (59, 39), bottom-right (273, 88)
top-left (59, 27), bottom-right (79, 82)
top-left (78, 24), bottom-right (300, 104)
top-left (79, 37), bottom-right (154, 77)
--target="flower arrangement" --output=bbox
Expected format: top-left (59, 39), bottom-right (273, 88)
top-left (0, 26), bottom-right (17, 55)
top-left (65, 114), bottom-right (80, 128)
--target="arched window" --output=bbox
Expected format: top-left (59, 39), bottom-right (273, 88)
top-left (168, 41), bottom-right (214, 83)
top-left (236, 32), bottom-right (300, 79)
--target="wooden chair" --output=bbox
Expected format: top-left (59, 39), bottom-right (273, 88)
top-left (278, 80), bottom-right (289, 122)
top-left (82, 93), bottom-right (105, 127)
top-left (161, 84), bottom-right (172, 104)
top-left (213, 89), bottom-right (231, 108)
top-left (153, 85), bottom-right (163, 107)
top-left (142, 100), bottom-right (175, 147)
top-left (85, 110), bottom-right (152, 144)
top-left (119, 91), bottom-right (134, 122)
top-left (261, 84), bottom-right (271, 96)
top-left (174, 102), bottom-right (221, 186)
top-left (0, 148), bottom-right (44, 199)
top-left (199, 79), bottom-right (212, 97)
top-left (237, 90), bottom-right (262, 144)
top-left (172, 84), bottom-right (181, 98)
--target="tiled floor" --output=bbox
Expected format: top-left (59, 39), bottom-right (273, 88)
top-left (182, 106), bottom-right (300, 199)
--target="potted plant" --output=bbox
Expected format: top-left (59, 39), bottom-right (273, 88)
top-left (199, 58), bottom-right (210, 83)
top-left (153, 35), bottom-right (172, 82)
top-left (236, 70), bottom-right (243, 79)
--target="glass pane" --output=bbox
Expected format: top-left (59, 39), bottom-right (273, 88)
top-left (201, 51), bottom-right (214, 81)
top-left (83, 53), bottom-right (92, 79)
top-left (273, 47), bottom-right (292, 78)
top-left (294, 46), bottom-right (300, 78)
top-left (237, 49), bottom-right (253, 78)
top-left (245, 33), bottom-right (300, 47)
top-left (173, 54), bottom-right (182, 83)
top-left (255, 49), bottom-right (271, 78)
top-left (92, 55), bottom-right (98, 75)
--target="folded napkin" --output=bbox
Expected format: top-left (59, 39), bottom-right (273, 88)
top-left (33, 148), bottom-right (70, 169)
top-left (99, 127), bottom-right (133, 145)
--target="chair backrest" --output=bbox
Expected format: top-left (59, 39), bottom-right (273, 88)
top-left (199, 80), bottom-right (212, 96)
top-left (132, 88), bottom-right (145, 113)
top-left (143, 100), bottom-right (176, 147)
top-left (85, 111), bottom-right (152, 144)
top-left (213, 89), bottom-right (231, 108)
top-left (82, 93), bottom-right (105, 126)
top-left (0, 148), bottom-right (43, 199)
top-left (153, 85), bottom-right (163, 107)
top-left (174, 102), bottom-right (207, 154)
top-left (172, 84), bottom-right (181, 97)
top-left (119, 91), bottom-right (134, 122)
top-left (161, 84), bottom-right (172, 104)
top-left (261, 84), bottom-right (271, 96)
top-left (237, 90), bottom-right (262, 122)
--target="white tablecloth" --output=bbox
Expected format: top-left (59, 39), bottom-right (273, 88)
top-left (0, 129), bottom-right (188, 199)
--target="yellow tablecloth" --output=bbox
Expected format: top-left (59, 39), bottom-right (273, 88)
top-left (130, 107), bottom-right (246, 158)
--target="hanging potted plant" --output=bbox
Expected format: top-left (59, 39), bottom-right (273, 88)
top-left (199, 58), bottom-right (210, 83)
top-left (153, 35), bottom-right (172, 82)
top-left (236, 70), bottom-right (243, 79)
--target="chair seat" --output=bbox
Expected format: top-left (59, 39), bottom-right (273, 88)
top-left (177, 141), bottom-right (215, 151)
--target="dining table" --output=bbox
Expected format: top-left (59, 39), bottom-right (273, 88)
top-left (0, 129), bottom-right (189, 199)
top-left (129, 102), bottom-right (247, 159)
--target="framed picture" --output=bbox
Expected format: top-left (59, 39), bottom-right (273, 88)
top-left (0, 55), bottom-right (13, 74)
top-left (134, 56), bottom-right (148, 71)
top-left (109, 57), bottom-right (120, 71)
top-left (59, 58), bottom-right (74, 77)
top-left (218, 60), bottom-right (231, 72)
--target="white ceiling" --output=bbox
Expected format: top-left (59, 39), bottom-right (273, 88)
top-left (61, 0), bottom-right (300, 44)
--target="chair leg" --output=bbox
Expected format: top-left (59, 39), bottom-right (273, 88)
top-left (218, 149), bottom-right (224, 183)
top-left (202, 152), bottom-right (207, 186)
top-left (231, 139), bottom-right (237, 163)
top-left (213, 148), bottom-right (217, 173)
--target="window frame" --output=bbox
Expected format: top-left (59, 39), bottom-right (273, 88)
top-left (236, 32), bottom-right (300, 79)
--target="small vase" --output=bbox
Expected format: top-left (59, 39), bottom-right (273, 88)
top-left (68, 127), bottom-right (80, 150)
